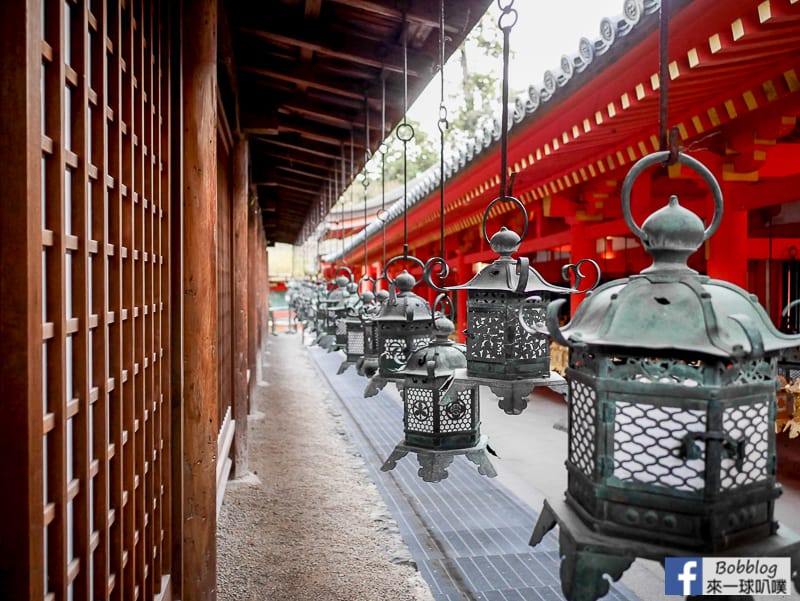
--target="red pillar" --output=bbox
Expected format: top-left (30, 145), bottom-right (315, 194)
top-left (707, 184), bottom-right (748, 289)
top-left (569, 222), bottom-right (596, 316)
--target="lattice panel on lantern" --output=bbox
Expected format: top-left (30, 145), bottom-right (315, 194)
top-left (406, 388), bottom-right (434, 433)
top-left (411, 336), bottom-right (430, 353)
top-left (382, 337), bottom-right (408, 364)
top-left (440, 389), bottom-right (474, 433)
top-left (347, 330), bottom-right (364, 355)
top-left (568, 380), bottom-right (596, 477)
top-left (336, 319), bottom-right (347, 336)
top-left (721, 402), bottom-right (770, 490)
top-left (512, 304), bottom-right (548, 360)
top-left (467, 313), bottom-right (504, 359)
top-left (729, 358), bottom-right (776, 385)
top-left (613, 402), bottom-right (706, 492)
top-left (38, 0), bottom-right (173, 598)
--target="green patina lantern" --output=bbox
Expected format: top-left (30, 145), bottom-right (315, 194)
top-left (364, 258), bottom-right (434, 397)
top-left (357, 288), bottom-right (389, 378)
top-left (381, 310), bottom-right (495, 482)
top-left (426, 197), bottom-right (598, 414)
top-left (337, 287), bottom-right (375, 375)
top-left (527, 152), bottom-right (800, 601)
top-left (317, 270), bottom-right (353, 350)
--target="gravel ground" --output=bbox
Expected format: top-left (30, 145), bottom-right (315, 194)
top-left (217, 334), bottom-right (434, 601)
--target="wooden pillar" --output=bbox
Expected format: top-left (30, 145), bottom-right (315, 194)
top-left (247, 206), bottom-right (257, 409)
top-left (232, 138), bottom-right (249, 478)
top-left (181, 0), bottom-right (218, 597)
top-left (0, 1), bottom-right (43, 599)
top-left (707, 183), bottom-right (748, 289)
top-left (570, 222), bottom-right (595, 316)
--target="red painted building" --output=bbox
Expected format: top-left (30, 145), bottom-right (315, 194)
top-left (328, 0), bottom-right (800, 339)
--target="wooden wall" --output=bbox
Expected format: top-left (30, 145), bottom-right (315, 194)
top-left (0, 0), bottom-right (267, 599)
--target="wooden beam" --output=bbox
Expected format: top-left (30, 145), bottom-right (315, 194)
top-left (325, 0), bottom-right (466, 34)
top-left (182, 0), bottom-right (218, 598)
top-left (239, 27), bottom-right (422, 77)
top-left (254, 137), bottom-right (343, 161)
top-left (240, 64), bottom-right (365, 100)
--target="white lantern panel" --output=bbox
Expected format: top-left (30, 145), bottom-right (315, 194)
top-left (347, 330), bottom-right (364, 354)
top-left (406, 388), bottom-right (434, 433)
top-left (613, 402), bottom-right (706, 492)
top-left (440, 389), bottom-right (474, 433)
top-left (721, 401), bottom-right (769, 490)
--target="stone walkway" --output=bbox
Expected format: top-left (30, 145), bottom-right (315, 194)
top-left (308, 344), bottom-right (639, 601)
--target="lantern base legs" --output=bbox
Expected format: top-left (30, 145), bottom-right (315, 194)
top-left (317, 334), bottom-right (336, 350)
top-left (472, 371), bottom-right (567, 414)
top-left (337, 358), bottom-right (358, 375)
top-left (380, 435), bottom-right (497, 483)
top-left (364, 374), bottom-right (401, 397)
top-left (530, 498), bottom-right (800, 601)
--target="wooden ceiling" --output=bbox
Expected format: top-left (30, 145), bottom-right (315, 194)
top-left (224, 0), bottom-right (491, 245)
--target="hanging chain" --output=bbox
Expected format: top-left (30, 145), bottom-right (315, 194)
top-left (497, 0), bottom-right (518, 200)
top-left (363, 95), bottom-right (370, 278)
top-left (437, 0), bottom-right (448, 265)
top-left (380, 78), bottom-right (387, 269)
top-left (396, 12), bottom-right (416, 260)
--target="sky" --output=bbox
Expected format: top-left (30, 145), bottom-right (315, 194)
top-left (408, 0), bottom-right (625, 137)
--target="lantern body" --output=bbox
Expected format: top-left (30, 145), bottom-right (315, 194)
top-left (381, 316), bottom-right (495, 482)
top-left (542, 191), bottom-right (800, 553)
top-left (439, 229), bottom-right (579, 412)
top-left (366, 272), bottom-right (433, 391)
top-left (357, 291), bottom-right (388, 377)
top-left (566, 344), bottom-right (779, 551)
top-left (338, 291), bottom-right (375, 375)
top-left (466, 287), bottom-right (549, 379)
top-left (317, 275), bottom-right (350, 349)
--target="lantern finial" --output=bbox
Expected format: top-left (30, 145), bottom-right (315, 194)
top-left (639, 195), bottom-right (705, 273)
top-left (489, 226), bottom-right (521, 256)
top-left (395, 270), bottom-right (415, 293)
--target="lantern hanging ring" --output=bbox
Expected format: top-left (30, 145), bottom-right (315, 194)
top-left (497, 0), bottom-right (518, 30)
top-left (621, 151), bottom-right (724, 242)
top-left (396, 122), bottom-right (415, 142)
top-left (482, 195), bottom-right (529, 245)
top-left (383, 254), bottom-right (425, 286)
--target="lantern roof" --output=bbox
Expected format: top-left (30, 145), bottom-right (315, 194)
top-left (399, 317), bottom-right (467, 378)
top-left (375, 271), bottom-right (433, 322)
top-left (549, 155), bottom-right (800, 359)
top-left (446, 228), bottom-right (573, 295)
top-left (557, 274), bottom-right (800, 359)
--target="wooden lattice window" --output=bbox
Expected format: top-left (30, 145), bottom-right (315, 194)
top-left (39, 0), bottom-right (173, 598)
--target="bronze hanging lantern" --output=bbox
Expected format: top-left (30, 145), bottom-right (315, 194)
top-left (364, 259), bottom-right (434, 397)
top-left (357, 288), bottom-right (390, 378)
top-left (316, 269), bottom-right (353, 350)
top-left (426, 198), bottom-right (598, 414)
top-left (527, 151), bottom-right (800, 601)
top-left (338, 279), bottom-right (376, 375)
top-left (381, 299), bottom-right (496, 483)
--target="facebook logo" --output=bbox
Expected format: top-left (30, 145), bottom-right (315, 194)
top-left (665, 557), bottom-right (703, 595)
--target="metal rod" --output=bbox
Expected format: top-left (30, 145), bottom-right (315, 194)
top-left (659, 0), bottom-right (670, 152)
top-left (438, 0), bottom-right (447, 262)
